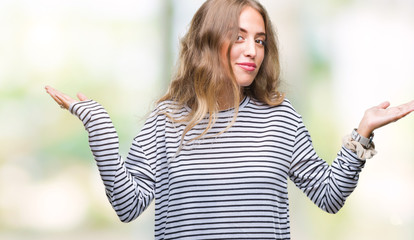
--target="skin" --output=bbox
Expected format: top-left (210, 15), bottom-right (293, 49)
top-left (230, 6), bottom-right (266, 88)
top-left (357, 101), bottom-right (414, 137)
top-left (217, 6), bottom-right (265, 110)
top-left (45, 7), bottom-right (414, 138)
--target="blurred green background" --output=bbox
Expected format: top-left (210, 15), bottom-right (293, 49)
top-left (1, 0), bottom-right (414, 239)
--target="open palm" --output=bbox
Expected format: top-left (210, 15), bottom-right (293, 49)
top-left (358, 100), bottom-right (414, 137)
top-left (45, 86), bottom-right (88, 110)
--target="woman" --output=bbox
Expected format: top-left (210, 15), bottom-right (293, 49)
top-left (46, 0), bottom-right (414, 239)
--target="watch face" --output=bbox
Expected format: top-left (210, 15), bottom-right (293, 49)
top-left (351, 129), bottom-right (359, 141)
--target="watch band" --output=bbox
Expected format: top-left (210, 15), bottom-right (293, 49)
top-left (351, 128), bottom-right (374, 148)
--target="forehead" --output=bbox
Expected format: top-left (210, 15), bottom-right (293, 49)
top-left (238, 6), bottom-right (265, 33)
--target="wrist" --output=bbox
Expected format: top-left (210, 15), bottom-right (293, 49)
top-left (356, 129), bottom-right (372, 138)
top-left (357, 122), bottom-right (373, 138)
top-left (352, 128), bottom-right (374, 149)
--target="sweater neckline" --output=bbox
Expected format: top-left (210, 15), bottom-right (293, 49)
top-left (184, 96), bottom-right (250, 117)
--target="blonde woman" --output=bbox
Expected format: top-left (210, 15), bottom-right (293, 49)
top-left (46, 0), bottom-right (414, 239)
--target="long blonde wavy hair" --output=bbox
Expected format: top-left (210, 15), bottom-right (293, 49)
top-left (157, 0), bottom-right (284, 146)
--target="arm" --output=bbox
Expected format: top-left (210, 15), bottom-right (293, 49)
top-left (289, 121), bottom-right (365, 214)
top-left (289, 100), bottom-right (414, 213)
top-left (45, 86), bottom-right (155, 222)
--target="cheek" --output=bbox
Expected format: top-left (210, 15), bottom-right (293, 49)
top-left (229, 46), bottom-right (242, 64)
top-left (257, 49), bottom-right (265, 67)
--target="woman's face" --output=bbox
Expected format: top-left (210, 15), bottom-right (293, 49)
top-left (230, 6), bottom-right (266, 87)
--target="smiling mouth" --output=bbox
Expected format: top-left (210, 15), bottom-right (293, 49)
top-left (237, 62), bottom-right (257, 72)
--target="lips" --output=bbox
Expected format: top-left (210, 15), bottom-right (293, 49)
top-left (237, 62), bottom-right (257, 72)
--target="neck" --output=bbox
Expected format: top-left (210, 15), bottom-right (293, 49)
top-left (217, 88), bottom-right (244, 111)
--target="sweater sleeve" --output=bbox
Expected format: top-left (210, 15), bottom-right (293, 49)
top-left (69, 100), bottom-right (155, 222)
top-left (288, 118), bottom-right (366, 214)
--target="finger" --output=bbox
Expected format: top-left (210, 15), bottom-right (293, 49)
top-left (45, 85), bottom-right (62, 96)
top-left (45, 85), bottom-right (65, 100)
top-left (388, 101), bottom-right (414, 121)
top-left (45, 86), bottom-right (64, 106)
top-left (77, 92), bottom-right (88, 101)
top-left (56, 90), bottom-right (73, 103)
top-left (399, 101), bottom-right (414, 117)
top-left (394, 100), bottom-right (414, 114)
top-left (55, 93), bottom-right (71, 109)
top-left (45, 85), bottom-right (57, 98)
top-left (377, 101), bottom-right (390, 109)
top-left (45, 86), bottom-right (77, 109)
top-left (405, 100), bottom-right (414, 112)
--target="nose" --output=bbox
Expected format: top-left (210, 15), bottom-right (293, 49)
top-left (243, 39), bottom-right (256, 58)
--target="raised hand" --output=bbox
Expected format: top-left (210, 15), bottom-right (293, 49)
top-left (45, 85), bottom-right (88, 110)
top-left (357, 100), bottom-right (414, 137)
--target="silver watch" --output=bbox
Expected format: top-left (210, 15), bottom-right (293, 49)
top-left (351, 128), bottom-right (374, 148)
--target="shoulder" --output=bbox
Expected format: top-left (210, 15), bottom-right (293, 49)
top-left (152, 100), bottom-right (188, 117)
top-left (245, 97), bottom-right (302, 119)
top-left (144, 100), bottom-right (188, 126)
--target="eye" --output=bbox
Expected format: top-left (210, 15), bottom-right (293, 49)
top-left (236, 36), bottom-right (244, 42)
top-left (256, 39), bottom-right (266, 46)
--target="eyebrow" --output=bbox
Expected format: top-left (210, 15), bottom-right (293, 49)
top-left (239, 27), bottom-right (266, 37)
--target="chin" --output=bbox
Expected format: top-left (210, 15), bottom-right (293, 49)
top-left (237, 79), bottom-right (254, 87)
top-left (235, 72), bottom-right (257, 87)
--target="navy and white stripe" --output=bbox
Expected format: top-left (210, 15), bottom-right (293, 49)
top-left (70, 96), bottom-right (366, 240)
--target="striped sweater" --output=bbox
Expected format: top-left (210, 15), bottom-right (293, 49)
top-left (70, 96), bottom-right (366, 240)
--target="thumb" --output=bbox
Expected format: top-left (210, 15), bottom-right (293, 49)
top-left (77, 92), bottom-right (88, 101)
top-left (378, 101), bottom-right (390, 109)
